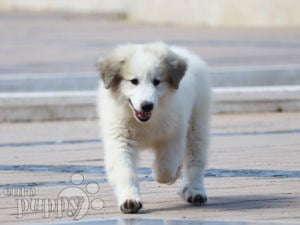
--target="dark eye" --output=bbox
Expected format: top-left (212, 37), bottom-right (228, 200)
top-left (153, 79), bottom-right (160, 86)
top-left (130, 78), bottom-right (139, 85)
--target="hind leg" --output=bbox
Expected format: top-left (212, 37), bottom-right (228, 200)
top-left (179, 115), bottom-right (209, 205)
top-left (152, 139), bottom-right (185, 185)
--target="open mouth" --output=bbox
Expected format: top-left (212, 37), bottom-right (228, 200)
top-left (135, 111), bottom-right (152, 122)
top-left (129, 100), bottom-right (152, 122)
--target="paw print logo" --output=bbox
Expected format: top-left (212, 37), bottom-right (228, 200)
top-left (57, 173), bottom-right (104, 220)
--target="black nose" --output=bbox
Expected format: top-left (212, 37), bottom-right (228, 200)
top-left (141, 102), bottom-right (154, 112)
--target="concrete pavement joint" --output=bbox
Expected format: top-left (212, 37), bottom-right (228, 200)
top-left (0, 139), bottom-right (100, 148)
top-left (1, 128), bottom-right (300, 149)
top-left (0, 178), bottom-right (108, 190)
top-left (1, 170), bottom-right (300, 189)
top-left (1, 166), bottom-right (300, 190)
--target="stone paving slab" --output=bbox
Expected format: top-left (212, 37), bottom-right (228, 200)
top-left (0, 12), bottom-right (300, 74)
top-left (0, 113), bottom-right (300, 224)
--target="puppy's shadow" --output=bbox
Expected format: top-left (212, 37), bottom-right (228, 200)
top-left (143, 194), bottom-right (294, 214)
top-left (141, 203), bottom-right (188, 214)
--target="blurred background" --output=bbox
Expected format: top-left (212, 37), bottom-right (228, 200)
top-left (2, 0), bottom-right (300, 26)
top-left (0, 0), bottom-right (300, 120)
top-left (1, 0), bottom-right (300, 74)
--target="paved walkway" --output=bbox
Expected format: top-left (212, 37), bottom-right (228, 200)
top-left (0, 113), bottom-right (299, 224)
top-left (1, 12), bottom-right (300, 74)
top-left (0, 12), bottom-right (300, 225)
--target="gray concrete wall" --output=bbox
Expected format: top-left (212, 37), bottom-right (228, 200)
top-left (1, 0), bottom-right (300, 27)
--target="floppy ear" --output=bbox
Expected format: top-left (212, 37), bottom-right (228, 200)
top-left (164, 52), bottom-right (187, 89)
top-left (98, 56), bottom-right (125, 89)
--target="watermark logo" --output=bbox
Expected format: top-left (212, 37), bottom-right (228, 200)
top-left (4, 173), bottom-right (104, 220)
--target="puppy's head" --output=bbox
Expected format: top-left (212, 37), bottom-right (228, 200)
top-left (98, 42), bottom-right (187, 123)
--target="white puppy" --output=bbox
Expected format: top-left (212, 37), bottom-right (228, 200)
top-left (98, 42), bottom-right (211, 213)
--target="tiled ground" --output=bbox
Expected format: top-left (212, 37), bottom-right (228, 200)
top-left (0, 113), bottom-right (299, 224)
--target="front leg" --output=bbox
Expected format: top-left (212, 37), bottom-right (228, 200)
top-left (104, 139), bottom-right (142, 213)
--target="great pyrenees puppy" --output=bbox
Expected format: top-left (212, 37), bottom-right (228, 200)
top-left (98, 42), bottom-right (211, 213)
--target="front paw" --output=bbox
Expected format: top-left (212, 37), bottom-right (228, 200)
top-left (180, 186), bottom-right (207, 205)
top-left (120, 199), bottom-right (143, 213)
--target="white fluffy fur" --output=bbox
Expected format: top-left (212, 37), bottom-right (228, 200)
top-left (98, 42), bottom-right (211, 213)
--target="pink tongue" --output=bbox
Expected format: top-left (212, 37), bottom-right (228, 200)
top-left (137, 112), bottom-right (151, 119)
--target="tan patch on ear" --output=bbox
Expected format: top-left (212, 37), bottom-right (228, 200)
top-left (98, 44), bottom-right (137, 89)
top-left (98, 56), bottom-right (125, 89)
top-left (163, 52), bottom-right (187, 89)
